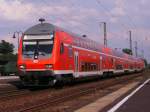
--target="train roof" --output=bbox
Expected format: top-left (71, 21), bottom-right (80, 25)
top-left (24, 23), bottom-right (80, 38)
top-left (24, 23), bottom-right (55, 35)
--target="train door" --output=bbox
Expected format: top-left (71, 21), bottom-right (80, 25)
top-left (100, 56), bottom-right (103, 70)
top-left (99, 56), bottom-right (103, 75)
top-left (74, 52), bottom-right (79, 77)
top-left (113, 58), bottom-right (115, 69)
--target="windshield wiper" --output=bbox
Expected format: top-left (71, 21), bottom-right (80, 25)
top-left (23, 52), bottom-right (34, 56)
top-left (39, 52), bottom-right (46, 56)
top-left (34, 49), bottom-right (39, 59)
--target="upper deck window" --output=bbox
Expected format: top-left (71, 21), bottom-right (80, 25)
top-left (60, 43), bottom-right (64, 54)
top-left (24, 34), bottom-right (54, 40)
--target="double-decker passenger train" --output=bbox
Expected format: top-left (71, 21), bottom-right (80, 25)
top-left (17, 19), bottom-right (145, 86)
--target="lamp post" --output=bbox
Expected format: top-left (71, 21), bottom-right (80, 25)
top-left (12, 31), bottom-right (23, 49)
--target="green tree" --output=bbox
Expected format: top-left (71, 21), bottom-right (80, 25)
top-left (4, 61), bottom-right (17, 75)
top-left (122, 48), bottom-right (132, 55)
top-left (0, 40), bottom-right (14, 54)
top-left (148, 64), bottom-right (150, 69)
top-left (0, 40), bottom-right (17, 75)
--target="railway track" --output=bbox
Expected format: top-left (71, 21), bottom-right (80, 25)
top-left (0, 81), bottom-right (30, 101)
top-left (15, 72), bottom-right (145, 112)
top-left (0, 89), bottom-right (30, 101)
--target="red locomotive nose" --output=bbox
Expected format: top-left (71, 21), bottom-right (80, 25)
top-left (18, 32), bottom-right (55, 69)
top-left (19, 59), bottom-right (54, 71)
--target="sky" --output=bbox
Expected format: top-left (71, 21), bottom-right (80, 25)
top-left (0, 0), bottom-right (150, 63)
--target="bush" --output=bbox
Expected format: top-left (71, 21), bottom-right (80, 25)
top-left (4, 61), bottom-right (18, 75)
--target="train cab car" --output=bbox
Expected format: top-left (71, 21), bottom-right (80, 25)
top-left (18, 23), bottom-right (65, 86)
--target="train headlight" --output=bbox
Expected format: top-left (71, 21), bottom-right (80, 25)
top-left (45, 64), bottom-right (53, 69)
top-left (50, 33), bottom-right (54, 39)
top-left (19, 65), bottom-right (25, 69)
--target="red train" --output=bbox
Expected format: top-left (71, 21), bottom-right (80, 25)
top-left (17, 20), bottom-right (145, 86)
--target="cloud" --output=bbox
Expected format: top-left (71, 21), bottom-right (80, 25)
top-left (111, 0), bottom-right (126, 16)
top-left (140, 0), bottom-right (147, 5)
top-left (0, 0), bottom-right (101, 34)
top-left (109, 0), bottom-right (126, 23)
top-left (0, 0), bottom-right (35, 21)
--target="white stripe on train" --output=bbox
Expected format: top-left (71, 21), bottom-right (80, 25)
top-left (24, 69), bottom-right (142, 78)
top-left (64, 43), bottom-right (142, 64)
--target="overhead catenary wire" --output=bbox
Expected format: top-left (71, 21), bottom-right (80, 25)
top-left (96, 0), bottom-right (138, 45)
top-left (122, 0), bottom-right (137, 29)
top-left (42, 1), bottom-right (126, 40)
top-left (69, 1), bottom-right (130, 42)
top-left (95, 0), bottom-right (130, 43)
top-left (41, 0), bottom-right (91, 35)
top-left (40, 0), bottom-right (109, 47)
top-left (96, 0), bottom-right (130, 31)
top-left (35, 0), bottom-right (148, 57)
top-left (68, 0), bottom-right (129, 40)
top-left (95, 0), bottom-right (142, 51)
top-left (61, 0), bottom-right (130, 47)
top-left (67, 0), bottom-right (131, 47)
top-left (120, 0), bottom-right (150, 58)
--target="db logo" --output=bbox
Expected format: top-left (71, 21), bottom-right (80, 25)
top-left (33, 60), bottom-right (38, 63)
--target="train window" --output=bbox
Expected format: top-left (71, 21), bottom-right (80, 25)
top-left (79, 41), bottom-right (82, 47)
top-left (81, 62), bottom-right (85, 71)
top-left (113, 59), bottom-right (116, 64)
top-left (86, 42), bottom-right (89, 49)
top-left (22, 41), bottom-right (37, 58)
top-left (76, 40), bottom-right (80, 47)
top-left (88, 63), bottom-right (90, 71)
top-left (116, 65), bottom-right (123, 70)
top-left (91, 64), bottom-right (94, 71)
top-left (73, 39), bottom-right (77, 46)
top-left (130, 65), bottom-right (133, 69)
top-left (89, 63), bottom-right (91, 71)
top-left (68, 46), bottom-right (73, 57)
top-left (90, 63), bottom-right (94, 71)
top-left (94, 64), bottom-right (97, 71)
top-left (81, 64), bottom-right (83, 71)
top-left (85, 63), bottom-right (88, 71)
top-left (87, 63), bottom-right (89, 71)
top-left (89, 63), bottom-right (92, 71)
top-left (23, 39), bottom-right (54, 59)
top-left (60, 43), bottom-right (64, 54)
top-left (111, 58), bottom-right (114, 63)
top-left (81, 62), bottom-right (98, 72)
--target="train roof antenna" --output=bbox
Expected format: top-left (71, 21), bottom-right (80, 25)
top-left (39, 18), bottom-right (45, 24)
top-left (82, 34), bottom-right (87, 37)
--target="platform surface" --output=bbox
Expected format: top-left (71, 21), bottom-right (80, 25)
top-left (108, 78), bottom-right (150, 112)
top-left (75, 81), bottom-right (140, 112)
top-left (75, 78), bottom-right (150, 112)
top-left (0, 76), bottom-right (19, 80)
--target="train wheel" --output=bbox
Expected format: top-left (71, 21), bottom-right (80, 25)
top-left (49, 79), bottom-right (57, 86)
top-left (101, 72), bottom-right (108, 79)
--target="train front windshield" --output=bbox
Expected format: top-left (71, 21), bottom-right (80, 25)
top-left (22, 34), bottom-right (54, 59)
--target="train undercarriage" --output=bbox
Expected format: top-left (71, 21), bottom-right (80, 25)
top-left (18, 69), bottom-right (143, 87)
